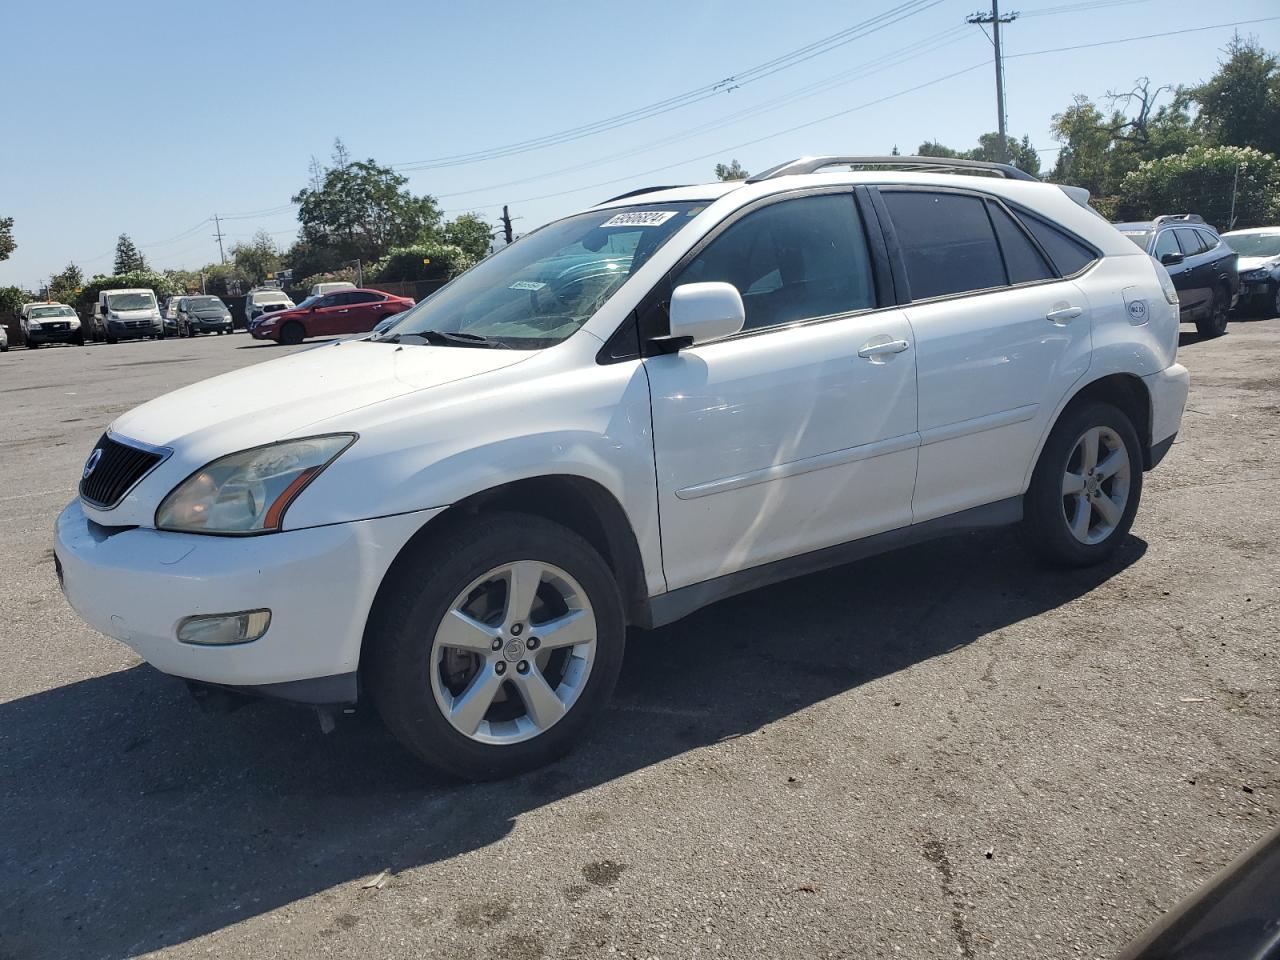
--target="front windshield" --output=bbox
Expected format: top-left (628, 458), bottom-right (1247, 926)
top-left (189, 297), bottom-right (225, 311)
top-left (30, 305), bottom-right (76, 319)
top-left (384, 201), bottom-right (707, 348)
top-left (1224, 233), bottom-right (1280, 258)
top-left (106, 293), bottom-right (155, 311)
top-left (293, 295), bottom-right (320, 310)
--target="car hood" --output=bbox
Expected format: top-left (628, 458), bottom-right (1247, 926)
top-left (191, 311), bottom-right (230, 319)
top-left (110, 340), bottom-right (533, 452)
top-left (1238, 255), bottom-right (1280, 272)
top-left (111, 309), bottom-right (157, 319)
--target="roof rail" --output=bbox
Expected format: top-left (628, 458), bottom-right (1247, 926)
top-left (600, 185), bottom-right (690, 204)
top-left (1152, 213), bottom-right (1206, 227)
top-left (745, 155), bottom-right (1040, 183)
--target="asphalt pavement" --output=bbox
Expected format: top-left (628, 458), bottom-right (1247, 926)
top-left (0, 322), bottom-right (1276, 959)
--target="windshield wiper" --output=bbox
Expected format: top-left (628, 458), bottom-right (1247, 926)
top-left (385, 330), bottom-right (507, 348)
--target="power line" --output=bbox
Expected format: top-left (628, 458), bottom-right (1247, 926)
top-left (967, 3), bottom-right (1018, 163)
top-left (393, 0), bottom-right (947, 171)
top-left (432, 25), bottom-right (975, 203)
top-left (1005, 16), bottom-right (1280, 59)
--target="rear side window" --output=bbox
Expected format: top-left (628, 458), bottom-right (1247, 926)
top-left (676, 193), bottom-right (876, 332)
top-left (881, 191), bottom-right (1005, 299)
top-left (1196, 228), bottom-right (1219, 250)
top-left (1017, 212), bottom-right (1098, 276)
top-left (987, 202), bottom-right (1054, 284)
top-left (1175, 229), bottom-right (1206, 256)
top-left (346, 291), bottom-right (382, 304)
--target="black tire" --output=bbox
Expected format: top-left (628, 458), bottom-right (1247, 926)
top-left (1021, 400), bottom-right (1144, 567)
top-left (26, 341), bottom-right (38, 350)
top-left (365, 512), bottom-right (626, 780)
top-left (279, 321), bottom-right (305, 346)
top-left (1195, 285), bottom-right (1229, 338)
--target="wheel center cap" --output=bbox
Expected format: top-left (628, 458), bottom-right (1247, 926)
top-left (503, 639), bottom-right (525, 662)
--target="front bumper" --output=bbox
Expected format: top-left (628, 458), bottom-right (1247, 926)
top-left (107, 320), bottom-right (160, 340)
top-left (1143, 363), bottom-right (1190, 452)
top-left (54, 499), bottom-right (440, 690)
top-left (191, 318), bottom-right (233, 332)
top-left (27, 326), bottom-right (82, 345)
top-left (249, 324), bottom-right (279, 340)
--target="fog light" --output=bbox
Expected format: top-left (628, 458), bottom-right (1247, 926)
top-left (177, 609), bottom-right (271, 645)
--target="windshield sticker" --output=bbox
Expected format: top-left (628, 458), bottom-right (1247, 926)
top-left (509, 280), bottom-right (546, 291)
top-left (601, 211), bottom-right (677, 228)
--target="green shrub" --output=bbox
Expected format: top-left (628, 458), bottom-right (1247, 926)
top-left (1119, 145), bottom-right (1280, 228)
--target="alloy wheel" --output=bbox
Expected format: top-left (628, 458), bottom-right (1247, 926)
top-left (429, 560), bottom-right (597, 745)
top-left (1061, 426), bottom-right (1131, 545)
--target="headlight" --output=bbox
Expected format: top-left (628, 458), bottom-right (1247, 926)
top-left (156, 435), bottom-right (355, 534)
top-left (26, 321), bottom-right (41, 330)
top-left (1242, 268), bottom-right (1269, 282)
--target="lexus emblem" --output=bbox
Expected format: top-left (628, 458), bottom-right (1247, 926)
top-left (83, 448), bottom-right (103, 479)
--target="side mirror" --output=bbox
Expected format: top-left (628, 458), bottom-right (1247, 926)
top-left (1160, 251), bottom-right (1183, 266)
top-left (664, 282), bottom-right (745, 348)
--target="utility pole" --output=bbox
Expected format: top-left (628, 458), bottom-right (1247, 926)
top-left (501, 205), bottom-right (514, 245)
top-left (1228, 164), bottom-right (1240, 229)
top-left (212, 215), bottom-right (227, 265)
top-left (967, 3), bottom-right (1018, 163)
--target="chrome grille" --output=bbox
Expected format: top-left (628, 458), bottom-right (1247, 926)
top-left (79, 434), bottom-right (165, 509)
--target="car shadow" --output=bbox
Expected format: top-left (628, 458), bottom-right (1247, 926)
top-left (0, 528), bottom-right (1146, 960)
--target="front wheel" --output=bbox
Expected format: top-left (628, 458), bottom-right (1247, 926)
top-left (279, 321), bottom-right (305, 346)
top-left (1196, 286), bottom-right (1229, 338)
top-left (365, 513), bottom-right (626, 780)
top-left (1021, 400), bottom-right (1143, 567)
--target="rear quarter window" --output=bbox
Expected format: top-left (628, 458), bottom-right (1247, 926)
top-left (1017, 211), bottom-right (1098, 276)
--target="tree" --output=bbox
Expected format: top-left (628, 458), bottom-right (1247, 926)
top-left (714, 159), bottom-right (750, 181)
top-left (230, 230), bottom-right (282, 285)
top-left (1049, 79), bottom-right (1201, 197)
top-left (370, 241), bottom-right (476, 284)
top-left (442, 213), bottom-right (496, 261)
top-left (113, 234), bottom-right (147, 273)
top-left (49, 263), bottom-right (84, 304)
top-left (0, 217), bottom-right (14, 262)
top-left (292, 155), bottom-right (442, 265)
top-left (0, 286), bottom-right (31, 315)
top-left (73, 271), bottom-right (179, 313)
top-left (1119, 145), bottom-right (1280, 229)
top-left (916, 133), bottom-right (1041, 176)
top-left (1185, 35), bottom-right (1280, 156)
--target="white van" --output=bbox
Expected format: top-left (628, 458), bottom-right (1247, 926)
top-left (246, 287), bottom-right (295, 330)
top-left (308, 281), bottom-right (356, 298)
top-left (93, 288), bottom-right (162, 343)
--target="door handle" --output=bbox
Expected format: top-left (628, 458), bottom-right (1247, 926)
top-left (1046, 305), bottom-right (1083, 324)
top-left (857, 338), bottom-right (910, 359)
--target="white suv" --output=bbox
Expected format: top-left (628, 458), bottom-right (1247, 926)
top-left (55, 156), bottom-right (1189, 779)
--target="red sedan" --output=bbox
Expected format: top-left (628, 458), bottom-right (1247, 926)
top-left (251, 288), bottom-right (415, 344)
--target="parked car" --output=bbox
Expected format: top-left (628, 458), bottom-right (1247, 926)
top-left (250, 288), bottom-right (415, 344)
top-left (0, 322), bottom-right (8, 352)
top-left (308, 281), bottom-right (356, 298)
top-left (1221, 227), bottom-right (1280, 318)
top-left (22, 302), bottom-right (84, 348)
top-left (160, 296), bottom-right (182, 336)
top-left (246, 287), bottom-right (295, 330)
top-left (177, 295), bottom-right (234, 337)
top-left (1115, 214), bottom-right (1239, 337)
top-left (55, 155), bottom-right (1189, 780)
top-left (91, 288), bottom-right (162, 343)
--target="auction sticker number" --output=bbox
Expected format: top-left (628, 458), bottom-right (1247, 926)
top-left (600, 211), bottom-right (677, 227)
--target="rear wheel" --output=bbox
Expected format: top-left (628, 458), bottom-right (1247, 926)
top-left (1021, 400), bottom-right (1143, 567)
top-left (1196, 285), bottom-right (1229, 338)
top-left (365, 512), bottom-right (626, 780)
top-left (279, 321), bottom-right (305, 346)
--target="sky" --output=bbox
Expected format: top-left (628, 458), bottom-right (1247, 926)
top-left (2, 0), bottom-right (1278, 291)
